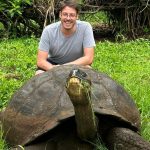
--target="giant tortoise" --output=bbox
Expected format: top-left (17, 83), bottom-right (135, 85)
top-left (1, 65), bottom-right (150, 150)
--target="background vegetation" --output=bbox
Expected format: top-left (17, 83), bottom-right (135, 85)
top-left (0, 0), bottom-right (150, 39)
top-left (0, 37), bottom-right (149, 149)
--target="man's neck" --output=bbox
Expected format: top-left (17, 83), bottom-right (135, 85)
top-left (61, 24), bottom-right (76, 37)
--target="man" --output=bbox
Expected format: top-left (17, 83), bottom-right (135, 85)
top-left (36, 0), bottom-right (95, 75)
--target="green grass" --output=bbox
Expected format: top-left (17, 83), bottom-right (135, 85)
top-left (0, 37), bottom-right (150, 149)
top-left (0, 38), bottom-right (38, 107)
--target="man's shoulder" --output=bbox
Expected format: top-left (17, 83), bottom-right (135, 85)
top-left (44, 21), bottom-right (61, 31)
top-left (77, 20), bottom-right (91, 28)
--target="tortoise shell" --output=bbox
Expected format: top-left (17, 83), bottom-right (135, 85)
top-left (1, 65), bottom-right (140, 146)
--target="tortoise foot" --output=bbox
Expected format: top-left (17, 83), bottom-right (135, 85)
top-left (106, 127), bottom-right (150, 150)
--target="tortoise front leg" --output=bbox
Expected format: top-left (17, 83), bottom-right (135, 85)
top-left (106, 127), bottom-right (150, 150)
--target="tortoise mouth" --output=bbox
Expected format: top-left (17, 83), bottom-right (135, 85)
top-left (66, 77), bottom-right (85, 97)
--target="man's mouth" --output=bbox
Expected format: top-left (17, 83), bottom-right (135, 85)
top-left (65, 21), bottom-right (72, 25)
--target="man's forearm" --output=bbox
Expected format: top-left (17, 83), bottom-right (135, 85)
top-left (37, 60), bottom-right (55, 71)
top-left (64, 56), bottom-right (93, 66)
top-left (65, 57), bottom-right (92, 66)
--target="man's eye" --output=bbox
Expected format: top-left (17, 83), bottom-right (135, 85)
top-left (63, 13), bottom-right (68, 17)
top-left (62, 13), bottom-right (76, 18)
top-left (70, 14), bottom-right (76, 17)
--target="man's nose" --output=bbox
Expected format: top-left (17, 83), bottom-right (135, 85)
top-left (66, 15), bottom-right (72, 19)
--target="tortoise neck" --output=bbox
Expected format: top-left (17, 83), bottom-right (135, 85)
top-left (74, 97), bottom-right (97, 140)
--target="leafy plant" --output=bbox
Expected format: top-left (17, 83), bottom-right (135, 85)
top-left (0, 38), bottom-right (38, 108)
top-left (0, 0), bottom-right (32, 38)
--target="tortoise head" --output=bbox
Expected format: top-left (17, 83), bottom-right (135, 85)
top-left (66, 69), bottom-right (91, 105)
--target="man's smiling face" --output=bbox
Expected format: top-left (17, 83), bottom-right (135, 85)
top-left (59, 6), bottom-right (78, 31)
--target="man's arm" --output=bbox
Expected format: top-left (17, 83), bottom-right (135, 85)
top-left (64, 47), bottom-right (94, 66)
top-left (37, 47), bottom-right (94, 70)
top-left (37, 50), bottom-right (55, 71)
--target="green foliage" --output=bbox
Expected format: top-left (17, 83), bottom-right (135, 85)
top-left (94, 136), bottom-right (108, 150)
top-left (0, 125), bottom-right (5, 149)
top-left (0, 0), bottom-right (31, 17)
top-left (0, 22), bottom-right (4, 30)
top-left (0, 22), bottom-right (6, 38)
top-left (0, 38), bottom-right (38, 108)
top-left (80, 11), bottom-right (108, 25)
top-left (0, 0), bottom-right (32, 38)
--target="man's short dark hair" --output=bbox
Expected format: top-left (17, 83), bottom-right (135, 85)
top-left (59, 0), bottom-right (80, 14)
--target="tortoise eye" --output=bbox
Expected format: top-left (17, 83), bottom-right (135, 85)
top-left (69, 69), bottom-right (88, 79)
top-left (79, 70), bottom-right (87, 78)
top-left (75, 69), bottom-right (87, 78)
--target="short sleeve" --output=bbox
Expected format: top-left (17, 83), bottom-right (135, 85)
top-left (83, 23), bottom-right (96, 48)
top-left (38, 27), bottom-right (50, 52)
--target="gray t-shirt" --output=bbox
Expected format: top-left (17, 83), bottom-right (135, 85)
top-left (38, 20), bottom-right (95, 64)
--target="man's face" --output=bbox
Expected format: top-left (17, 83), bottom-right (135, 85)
top-left (59, 6), bottom-right (78, 30)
